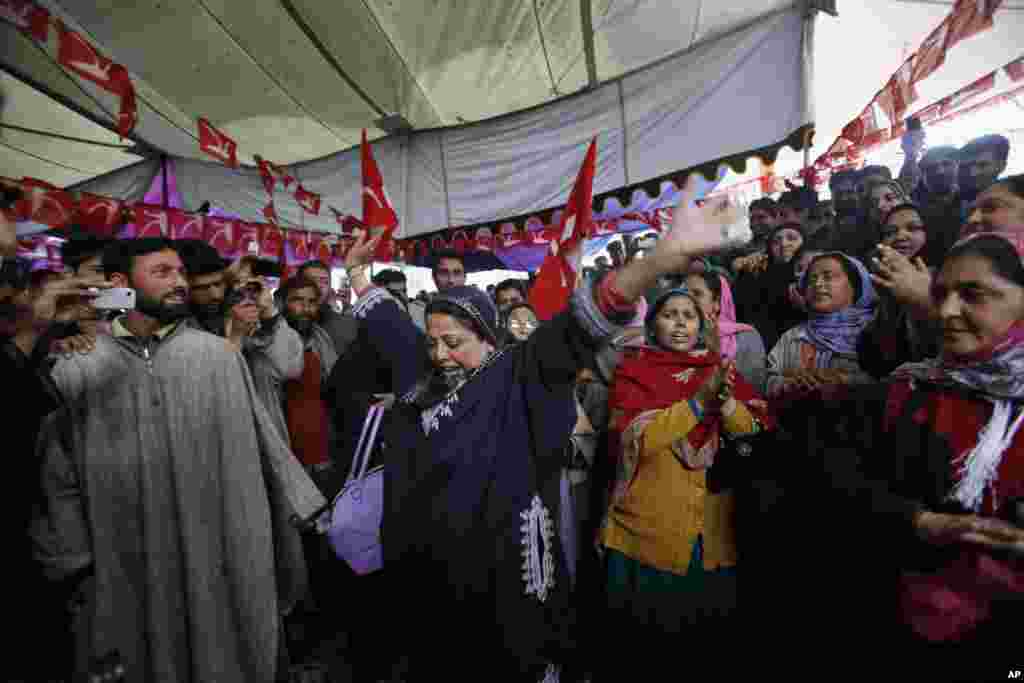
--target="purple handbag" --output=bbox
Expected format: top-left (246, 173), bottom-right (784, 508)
top-left (327, 402), bottom-right (385, 574)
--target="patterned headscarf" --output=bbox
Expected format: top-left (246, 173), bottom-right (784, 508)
top-left (428, 285), bottom-right (501, 346)
top-left (798, 252), bottom-right (877, 359)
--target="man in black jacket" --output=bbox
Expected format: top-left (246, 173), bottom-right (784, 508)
top-left (2, 242), bottom-right (110, 681)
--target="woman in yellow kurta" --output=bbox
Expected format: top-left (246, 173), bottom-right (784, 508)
top-left (600, 287), bottom-right (771, 652)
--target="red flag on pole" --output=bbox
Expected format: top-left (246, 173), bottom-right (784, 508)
top-left (197, 118), bottom-right (238, 168)
top-left (528, 138), bottom-right (597, 320)
top-left (0, 0), bottom-right (50, 42)
top-left (361, 129), bottom-right (400, 260)
top-left (57, 24), bottom-right (137, 136)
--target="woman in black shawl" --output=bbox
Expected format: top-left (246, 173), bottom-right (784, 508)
top-left (341, 185), bottom-right (747, 682)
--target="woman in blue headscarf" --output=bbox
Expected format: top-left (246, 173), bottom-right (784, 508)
top-left (765, 251), bottom-right (877, 401)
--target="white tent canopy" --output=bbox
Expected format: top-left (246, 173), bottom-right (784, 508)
top-left (1, 0), bottom-right (1022, 238)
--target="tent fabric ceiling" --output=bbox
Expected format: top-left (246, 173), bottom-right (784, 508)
top-left (55, 5), bottom-right (811, 239)
top-left (2, 0), bottom-right (795, 181)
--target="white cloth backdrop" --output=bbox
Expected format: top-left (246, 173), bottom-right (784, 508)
top-left (69, 8), bottom-right (810, 239)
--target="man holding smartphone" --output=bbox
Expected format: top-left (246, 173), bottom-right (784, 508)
top-left (32, 237), bottom-right (325, 683)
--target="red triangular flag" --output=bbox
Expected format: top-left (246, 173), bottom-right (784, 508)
top-left (255, 155), bottom-right (276, 196)
top-left (57, 24), bottom-right (136, 136)
top-left (263, 201), bottom-right (278, 224)
top-left (197, 118), bottom-right (238, 168)
top-left (528, 139), bottom-right (597, 320)
top-left (361, 129), bottom-right (400, 260)
top-left (272, 161), bottom-right (294, 189)
top-left (0, 0), bottom-right (50, 42)
top-left (294, 184), bottom-right (321, 215)
top-left (946, 0), bottom-right (1004, 48)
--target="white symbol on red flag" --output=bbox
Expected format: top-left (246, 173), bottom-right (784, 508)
top-left (197, 118), bottom-right (238, 168)
top-left (272, 162), bottom-right (295, 189)
top-left (911, 22), bottom-right (950, 85)
top-left (841, 106), bottom-right (880, 146)
top-left (255, 156), bottom-right (294, 194)
top-left (361, 129), bottom-right (399, 259)
top-left (877, 59), bottom-right (918, 125)
top-left (236, 222), bottom-right (264, 258)
top-left (529, 138), bottom-right (597, 320)
top-left (57, 25), bottom-right (137, 136)
top-left (946, 0), bottom-right (1004, 47)
top-left (255, 156), bottom-right (276, 196)
top-left (294, 185), bottom-right (321, 215)
top-left (168, 209), bottom-right (204, 240)
top-left (263, 201), bottom-right (278, 224)
top-left (77, 193), bottom-right (122, 236)
top-left (16, 178), bottom-right (74, 229)
top-left (202, 217), bottom-right (236, 256)
top-left (134, 205), bottom-right (169, 238)
top-left (262, 226), bottom-right (284, 260)
top-left (0, 0), bottom-right (49, 41)
top-left (555, 138), bottom-right (597, 253)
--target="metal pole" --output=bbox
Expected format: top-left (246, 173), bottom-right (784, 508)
top-left (161, 155), bottom-right (170, 209)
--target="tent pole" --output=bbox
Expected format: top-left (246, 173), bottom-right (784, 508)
top-left (161, 154), bottom-right (169, 209)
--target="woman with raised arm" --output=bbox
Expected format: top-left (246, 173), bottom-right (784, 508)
top-left (341, 182), bottom-right (747, 682)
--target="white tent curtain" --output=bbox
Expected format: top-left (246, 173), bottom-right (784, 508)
top-left (65, 7), bottom-right (810, 238)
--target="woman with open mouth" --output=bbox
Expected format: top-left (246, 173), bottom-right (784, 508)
top-left (765, 251), bottom-right (876, 402)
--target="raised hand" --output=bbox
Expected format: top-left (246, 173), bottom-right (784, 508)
top-left (658, 178), bottom-right (747, 265)
top-left (344, 230), bottom-right (381, 271)
top-left (0, 200), bottom-right (15, 258)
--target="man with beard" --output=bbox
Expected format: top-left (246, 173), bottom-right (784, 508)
top-left (176, 238), bottom-right (228, 335)
top-left (296, 259), bottom-right (358, 355)
top-left (913, 146), bottom-right (967, 265)
top-left (958, 134), bottom-right (1010, 202)
top-left (821, 168), bottom-right (862, 250)
top-left (724, 197), bottom-right (778, 275)
top-left (32, 238), bottom-right (326, 683)
top-left (278, 276), bottom-right (339, 491)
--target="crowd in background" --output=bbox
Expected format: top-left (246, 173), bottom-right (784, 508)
top-left (2, 127), bottom-right (1023, 683)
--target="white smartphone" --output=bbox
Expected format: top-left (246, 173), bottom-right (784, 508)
top-left (91, 287), bottom-right (136, 310)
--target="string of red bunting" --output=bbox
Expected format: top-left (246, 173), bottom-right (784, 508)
top-left (816, 0), bottom-right (1012, 169)
top-left (2, 176), bottom-right (677, 270)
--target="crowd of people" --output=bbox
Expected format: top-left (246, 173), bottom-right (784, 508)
top-left (2, 128), bottom-right (1022, 683)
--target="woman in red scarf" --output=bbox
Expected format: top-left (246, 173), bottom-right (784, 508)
top-left (821, 234), bottom-right (1024, 681)
top-left (599, 287), bottom-right (772, 666)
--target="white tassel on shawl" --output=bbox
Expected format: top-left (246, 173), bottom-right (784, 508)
top-left (951, 400), bottom-right (1024, 511)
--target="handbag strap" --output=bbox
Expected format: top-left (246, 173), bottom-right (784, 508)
top-left (346, 402), bottom-right (381, 485)
top-left (355, 401), bottom-right (386, 482)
